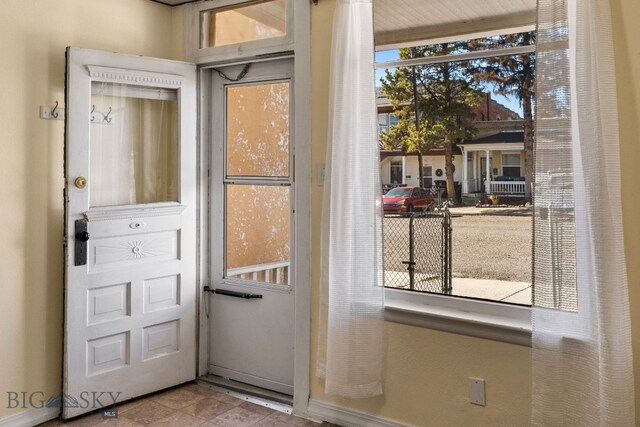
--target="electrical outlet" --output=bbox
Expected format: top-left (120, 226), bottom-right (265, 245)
top-left (469, 377), bottom-right (485, 406)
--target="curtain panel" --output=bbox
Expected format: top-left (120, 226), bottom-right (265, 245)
top-left (317, 0), bottom-right (385, 399)
top-left (532, 0), bottom-right (635, 424)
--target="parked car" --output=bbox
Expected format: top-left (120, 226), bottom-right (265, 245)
top-left (382, 186), bottom-right (434, 213)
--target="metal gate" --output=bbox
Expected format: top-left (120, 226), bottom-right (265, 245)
top-left (383, 210), bottom-right (452, 294)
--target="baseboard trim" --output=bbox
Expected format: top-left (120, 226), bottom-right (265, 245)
top-left (307, 398), bottom-right (407, 427)
top-left (0, 407), bottom-right (59, 427)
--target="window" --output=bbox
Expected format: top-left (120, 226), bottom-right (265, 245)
top-left (200, 0), bottom-right (287, 49)
top-left (390, 159), bottom-right (403, 184)
top-left (422, 165), bottom-right (433, 188)
top-left (188, 0), bottom-right (295, 64)
top-left (376, 33), bottom-right (535, 310)
top-left (378, 113), bottom-right (389, 134)
top-left (224, 81), bottom-right (292, 285)
top-left (502, 153), bottom-right (521, 178)
top-left (378, 112), bottom-right (398, 135)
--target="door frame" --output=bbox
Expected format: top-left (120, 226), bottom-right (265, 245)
top-left (190, 0), bottom-right (311, 415)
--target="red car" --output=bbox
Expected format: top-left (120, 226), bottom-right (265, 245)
top-left (383, 186), bottom-right (434, 213)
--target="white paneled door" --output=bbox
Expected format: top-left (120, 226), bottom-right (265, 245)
top-left (63, 48), bottom-right (197, 419)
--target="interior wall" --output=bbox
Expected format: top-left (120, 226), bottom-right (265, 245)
top-left (611, 0), bottom-right (640, 419)
top-left (0, 0), bottom-right (181, 419)
top-left (309, 0), bottom-right (640, 426)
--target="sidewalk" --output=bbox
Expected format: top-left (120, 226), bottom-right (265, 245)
top-left (385, 271), bottom-right (531, 305)
top-left (452, 277), bottom-right (531, 304)
top-left (447, 205), bottom-right (532, 217)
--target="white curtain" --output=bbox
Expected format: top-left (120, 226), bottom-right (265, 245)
top-left (90, 83), bottom-right (178, 207)
top-left (317, 0), bottom-right (384, 398)
top-left (532, 0), bottom-right (635, 424)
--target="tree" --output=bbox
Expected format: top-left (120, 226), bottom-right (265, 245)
top-left (469, 32), bottom-right (536, 202)
top-left (381, 44), bottom-right (482, 201)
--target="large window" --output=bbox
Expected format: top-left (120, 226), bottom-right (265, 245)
top-left (376, 33), bottom-right (535, 307)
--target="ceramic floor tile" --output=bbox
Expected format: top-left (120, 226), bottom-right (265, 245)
top-left (92, 417), bottom-right (144, 427)
top-left (182, 397), bottom-right (237, 420)
top-left (151, 387), bottom-right (206, 410)
top-left (115, 398), bottom-right (146, 415)
top-left (237, 402), bottom-right (276, 417)
top-left (251, 412), bottom-right (318, 427)
top-left (149, 411), bottom-right (208, 427)
top-left (207, 391), bottom-right (245, 407)
top-left (183, 383), bottom-right (223, 398)
top-left (60, 412), bottom-right (105, 427)
top-left (118, 401), bottom-right (173, 425)
top-left (209, 406), bottom-right (267, 427)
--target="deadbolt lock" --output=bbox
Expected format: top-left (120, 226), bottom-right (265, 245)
top-left (74, 176), bottom-right (87, 189)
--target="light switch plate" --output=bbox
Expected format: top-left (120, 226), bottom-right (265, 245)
top-left (469, 377), bottom-right (486, 406)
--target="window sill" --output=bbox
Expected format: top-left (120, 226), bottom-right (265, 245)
top-left (384, 288), bottom-right (532, 346)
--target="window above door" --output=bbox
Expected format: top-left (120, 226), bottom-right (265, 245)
top-left (186, 0), bottom-right (295, 64)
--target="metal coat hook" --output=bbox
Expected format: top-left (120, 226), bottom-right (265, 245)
top-left (90, 105), bottom-right (95, 122)
top-left (104, 107), bottom-right (112, 123)
top-left (51, 101), bottom-right (60, 119)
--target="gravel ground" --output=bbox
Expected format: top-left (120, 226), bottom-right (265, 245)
top-left (383, 213), bottom-right (532, 283)
top-left (451, 214), bottom-right (532, 282)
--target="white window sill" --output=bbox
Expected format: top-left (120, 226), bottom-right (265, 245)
top-left (384, 288), bottom-right (532, 346)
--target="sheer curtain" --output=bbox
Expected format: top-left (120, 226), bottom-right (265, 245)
top-left (317, 0), bottom-right (384, 398)
top-left (90, 84), bottom-right (178, 207)
top-left (533, 0), bottom-right (635, 424)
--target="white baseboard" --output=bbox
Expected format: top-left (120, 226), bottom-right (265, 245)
top-left (307, 398), bottom-right (407, 427)
top-left (0, 408), bottom-right (59, 427)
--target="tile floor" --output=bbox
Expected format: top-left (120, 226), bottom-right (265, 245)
top-left (38, 383), bottom-right (324, 427)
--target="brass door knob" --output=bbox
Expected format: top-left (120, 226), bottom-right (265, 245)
top-left (74, 176), bottom-right (87, 189)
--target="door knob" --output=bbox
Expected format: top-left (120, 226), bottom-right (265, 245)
top-left (74, 176), bottom-right (87, 189)
top-left (76, 231), bottom-right (90, 242)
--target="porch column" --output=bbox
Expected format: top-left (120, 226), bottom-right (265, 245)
top-left (485, 150), bottom-right (491, 193)
top-left (401, 156), bottom-right (406, 185)
top-left (462, 149), bottom-right (468, 193)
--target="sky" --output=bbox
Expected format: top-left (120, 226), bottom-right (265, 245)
top-left (374, 49), bottom-right (523, 117)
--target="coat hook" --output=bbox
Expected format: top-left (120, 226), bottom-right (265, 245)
top-left (51, 101), bottom-right (59, 119)
top-left (90, 105), bottom-right (95, 122)
top-left (104, 107), bottom-right (112, 123)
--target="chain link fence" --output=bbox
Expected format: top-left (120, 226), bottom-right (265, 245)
top-left (383, 210), bottom-right (452, 294)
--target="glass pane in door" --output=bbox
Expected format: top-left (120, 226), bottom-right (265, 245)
top-left (226, 82), bottom-right (290, 178)
top-left (90, 82), bottom-right (178, 207)
top-left (225, 185), bottom-right (290, 285)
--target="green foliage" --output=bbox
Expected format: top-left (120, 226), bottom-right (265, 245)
top-left (380, 44), bottom-right (483, 154)
top-left (468, 32), bottom-right (536, 106)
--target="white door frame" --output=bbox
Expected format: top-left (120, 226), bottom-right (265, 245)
top-left (188, 0), bottom-right (311, 415)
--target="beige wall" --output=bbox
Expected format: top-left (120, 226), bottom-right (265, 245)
top-left (310, 0), bottom-right (640, 426)
top-left (0, 0), bottom-right (182, 419)
top-left (0, 0), bottom-right (638, 425)
top-left (612, 0), bottom-right (640, 420)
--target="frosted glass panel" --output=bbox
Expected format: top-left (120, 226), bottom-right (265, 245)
top-left (226, 82), bottom-right (290, 177)
top-left (90, 82), bottom-right (178, 207)
top-left (225, 185), bottom-right (290, 285)
top-left (201, 0), bottom-right (287, 49)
